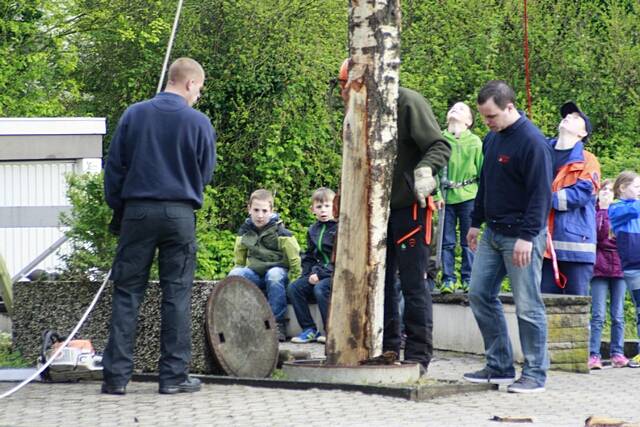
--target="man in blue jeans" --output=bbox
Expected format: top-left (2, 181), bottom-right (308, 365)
top-left (464, 81), bottom-right (553, 393)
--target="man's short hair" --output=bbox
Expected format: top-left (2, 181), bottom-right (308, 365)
top-left (168, 57), bottom-right (205, 84)
top-left (477, 80), bottom-right (516, 109)
top-left (248, 189), bottom-right (274, 208)
top-left (311, 187), bottom-right (335, 204)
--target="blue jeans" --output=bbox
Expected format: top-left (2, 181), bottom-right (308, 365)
top-left (468, 227), bottom-right (549, 386)
top-left (589, 277), bottom-right (627, 356)
top-left (624, 270), bottom-right (640, 354)
top-left (287, 276), bottom-right (331, 331)
top-left (228, 266), bottom-right (288, 322)
top-left (541, 259), bottom-right (593, 296)
top-left (441, 199), bottom-right (475, 284)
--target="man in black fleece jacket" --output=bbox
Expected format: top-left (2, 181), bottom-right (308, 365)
top-left (463, 80), bottom-right (552, 393)
top-left (102, 58), bottom-right (216, 396)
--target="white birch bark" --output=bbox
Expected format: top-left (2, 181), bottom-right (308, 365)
top-left (326, 0), bottom-right (400, 366)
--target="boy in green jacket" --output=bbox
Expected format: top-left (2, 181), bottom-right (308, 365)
top-left (436, 102), bottom-right (483, 293)
top-left (228, 189), bottom-right (301, 342)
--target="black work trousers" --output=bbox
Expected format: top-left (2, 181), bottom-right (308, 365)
top-left (382, 205), bottom-right (433, 369)
top-left (103, 200), bottom-right (197, 387)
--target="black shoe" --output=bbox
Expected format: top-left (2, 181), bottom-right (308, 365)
top-left (159, 376), bottom-right (202, 394)
top-left (101, 383), bottom-right (126, 395)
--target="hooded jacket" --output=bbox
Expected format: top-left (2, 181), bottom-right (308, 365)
top-left (233, 214), bottom-right (301, 281)
top-left (301, 219), bottom-right (337, 280)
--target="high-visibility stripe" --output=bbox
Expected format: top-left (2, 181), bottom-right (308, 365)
top-left (552, 240), bottom-right (596, 253)
top-left (557, 189), bottom-right (568, 211)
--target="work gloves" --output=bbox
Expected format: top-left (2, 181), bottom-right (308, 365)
top-left (414, 166), bottom-right (436, 208)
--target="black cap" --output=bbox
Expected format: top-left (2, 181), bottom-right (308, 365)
top-left (560, 101), bottom-right (592, 142)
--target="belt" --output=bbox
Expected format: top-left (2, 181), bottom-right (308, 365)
top-left (444, 177), bottom-right (478, 189)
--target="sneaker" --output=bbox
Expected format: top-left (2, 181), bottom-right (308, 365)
top-left (588, 354), bottom-right (603, 370)
top-left (459, 281), bottom-right (470, 293)
top-left (507, 376), bottom-right (545, 393)
top-left (463, 367), bottom-right (515, 385)
top-left (628, 354), bottom-right (640, 368)
top-left (611, 353), bottom-right (629, 368)
top-left (439, 281), bottom-right (456, 294)
top-left (290, 327), bottom-right (318, 343)
top-left (316, 334), bottom-right (326, 344)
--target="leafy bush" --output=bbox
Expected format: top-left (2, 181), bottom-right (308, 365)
top-left (0, 332), bottom-right (29, 368)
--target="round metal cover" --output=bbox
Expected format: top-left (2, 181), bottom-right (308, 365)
top-left (205, 276), bottom-right (279, 378)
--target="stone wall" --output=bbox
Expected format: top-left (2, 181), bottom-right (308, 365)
top-left (12, 281), bottom-right (220, 374)
top-left (432, 293), bottom-right (590, 373)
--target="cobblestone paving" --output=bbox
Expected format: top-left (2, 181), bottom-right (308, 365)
top-left (1, 347), bottom-right (638, 427)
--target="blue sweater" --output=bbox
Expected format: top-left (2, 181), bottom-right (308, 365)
top-left (609, 199), bottom-right (640, 271)
top-left (104, 92), bottom-right (217, 210)
top-left (471, 114), bottom-right (553, 241)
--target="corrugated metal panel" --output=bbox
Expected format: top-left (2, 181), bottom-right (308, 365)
top-left (0, 161), bottom-right (74, 207)
top-left (0, 227), bottom-right (71, 276)
top-left (0, 160), bottom-right (77, 276)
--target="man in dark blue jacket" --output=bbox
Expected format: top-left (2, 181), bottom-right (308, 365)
top-left (102, 57), bottom-right (216, 395)
top-left (463, 80), bottom-right (552, 393)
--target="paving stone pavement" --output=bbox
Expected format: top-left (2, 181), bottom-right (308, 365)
top-left (1, 347), bottom-right (639, 427)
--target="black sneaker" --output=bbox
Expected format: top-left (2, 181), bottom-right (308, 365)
top-left (159, 376), bottom-right (202, 394)
top-left (463, 367), bottom-right (515, 385)
top-left (506, 376), bottom-right (545, 393)
top-left (276, 321), bottom-right (287, 342)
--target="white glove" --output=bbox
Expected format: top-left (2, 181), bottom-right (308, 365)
top-left (414, 166), bottom-right (436, 208)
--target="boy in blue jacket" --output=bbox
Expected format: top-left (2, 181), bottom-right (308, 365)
top-left (288, 188), bottom-right (337, 343)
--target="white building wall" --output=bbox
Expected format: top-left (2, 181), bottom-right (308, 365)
top-left (0, 161), bottom-right (75, 276)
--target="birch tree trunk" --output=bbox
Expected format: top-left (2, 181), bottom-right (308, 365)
top-left (325, 0), bottom-right (401, 366)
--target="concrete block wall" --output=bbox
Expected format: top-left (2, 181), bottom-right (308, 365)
top-left (432, 293), bottom-right (591, 373)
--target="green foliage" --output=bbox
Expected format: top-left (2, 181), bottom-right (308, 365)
top-left (0, 332), bottom-right (29, 368)
top-left (0, 0), bottom-right (80, 115)
top-left (59, 172), bottom-right (117, 278)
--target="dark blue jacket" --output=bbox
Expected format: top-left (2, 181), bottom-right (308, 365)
top-left (301, 219), bottom-right (337, 280)
top-left (471, 114), bottom-right (553, 241)
top-left (609, 200), bottom-right (640, 271)
top-left (104, 92), bottom-right (217, 211)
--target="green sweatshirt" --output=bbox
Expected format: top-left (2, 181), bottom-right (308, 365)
top-left (391, 87), bottom-right (452, 209)
top-left (441, 129), bottom-right (483, 204)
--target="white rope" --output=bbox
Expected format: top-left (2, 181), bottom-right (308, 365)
top-left (156, 0), bottom-right (185, 94)
top-left (0, 270), bottom-right (111, 400)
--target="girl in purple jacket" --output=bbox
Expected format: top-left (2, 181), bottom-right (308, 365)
top-left (588, 179), bottom-right (630, 369)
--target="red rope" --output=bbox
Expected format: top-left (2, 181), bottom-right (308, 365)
top-left (523, 0), bottom-right (533, 118)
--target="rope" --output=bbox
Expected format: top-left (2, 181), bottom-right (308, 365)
top-left (0, 271), bottom-right (111, 400)
top-left (156, 0), bottom-right (185, 94)
top-left (523, 0), bottom-right (533, 118)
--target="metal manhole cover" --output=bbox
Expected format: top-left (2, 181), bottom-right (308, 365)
top-left (205, 276), bottom-right (278, 378)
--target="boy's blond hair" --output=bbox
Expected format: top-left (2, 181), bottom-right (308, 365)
top-left (311, 187), bottom-right (335, 204)
top-left (248, 189), bottom-right (274, 208)
top-left (613, 171), bottom-right (639, 199)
